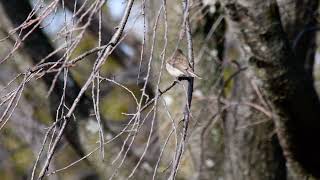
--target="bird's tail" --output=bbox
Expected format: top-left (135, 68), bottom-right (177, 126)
top-left (188, 70), bottom-right (202, 79)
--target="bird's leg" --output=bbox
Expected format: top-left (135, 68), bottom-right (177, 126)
top-left (178, 118), bottom-right (185, 125)
top-left (178, 76), bottom-right (191, 81)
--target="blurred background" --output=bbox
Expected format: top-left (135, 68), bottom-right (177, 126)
top-left (0, 0), bottom-right (320, 180)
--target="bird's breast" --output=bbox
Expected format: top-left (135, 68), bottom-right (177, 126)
top-left (166, 63), bottom-right (184, 77)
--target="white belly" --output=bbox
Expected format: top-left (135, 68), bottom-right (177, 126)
top-left (166, 63), bottom-right (184, 77)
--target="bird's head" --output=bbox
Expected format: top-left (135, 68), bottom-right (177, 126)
top-left (176, 49), bottom-right (183, 55)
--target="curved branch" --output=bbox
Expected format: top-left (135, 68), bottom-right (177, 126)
top-left (64, 0), bottom-right (141, 67)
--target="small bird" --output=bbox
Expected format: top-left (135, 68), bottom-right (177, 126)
top-left (166, 49), bottom-right (201, 79)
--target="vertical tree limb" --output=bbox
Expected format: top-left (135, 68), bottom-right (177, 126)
top-left (169, 0), bottom-right (195, 179)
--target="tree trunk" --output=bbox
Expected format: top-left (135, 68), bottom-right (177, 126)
top-left (223, 57), bottom-right (286, 180)
top-left (221, 0), bottom-right (320, 178)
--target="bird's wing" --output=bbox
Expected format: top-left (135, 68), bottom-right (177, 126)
top-left (173, 54), bottom-right (191, 72)
top-left (175, 54), bottom-right (202, 78)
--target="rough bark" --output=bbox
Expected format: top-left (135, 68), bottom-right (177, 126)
top-left (224, 63), bottom-right (286, 180)
top-left (277, 0), bottom-right (319, 79)
top-left (221, 0), bottom-right (320, 177)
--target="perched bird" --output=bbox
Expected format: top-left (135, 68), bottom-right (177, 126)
top-left (166, 49), bottom-right (201, 79)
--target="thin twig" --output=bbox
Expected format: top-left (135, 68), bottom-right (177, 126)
top-left (169, 0), bottom-right (195, 179)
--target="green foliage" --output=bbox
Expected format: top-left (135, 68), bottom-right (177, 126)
top-left (101, 85), bottom-right (140, 121)
top-left (222, 66), bottom-right (235, 96)
top-left (70, 33), bottom-right (123, 86)
top-left (23, 80), bottom-right (52, 124)
top-left (0, 128), bottom-right (34, 178)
